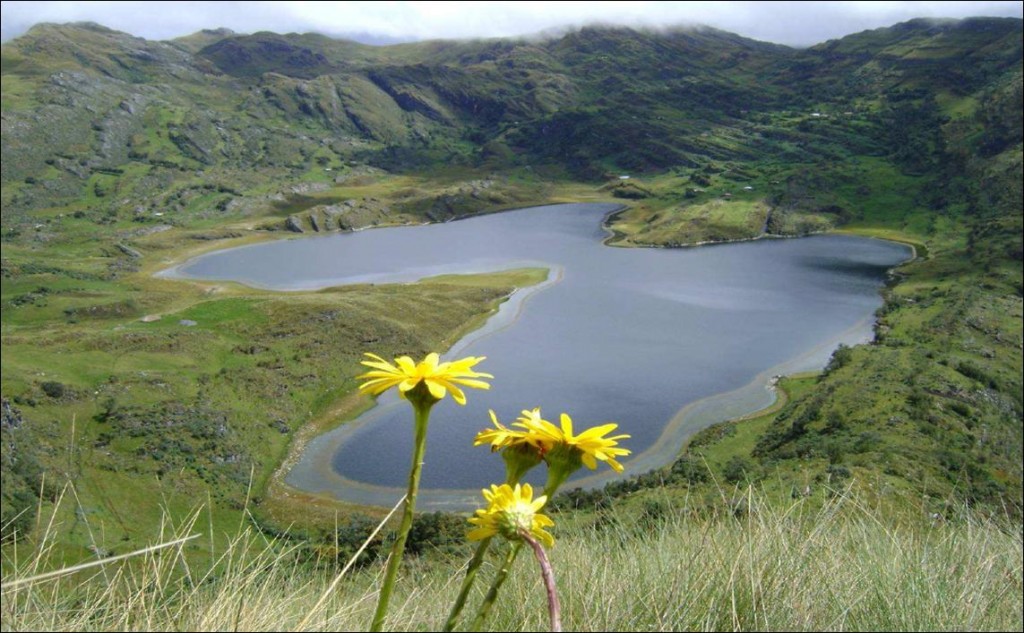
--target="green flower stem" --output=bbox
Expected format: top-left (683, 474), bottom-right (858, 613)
top-left (445, 460), bottom-right (534, 631)
top-left (470, 542), bottom-right (522, 631)
top-left (443, 536), bottom-right (492, 631)
top-left (370, 397), bottom-right (435, 632)
top-left (521, 530), bottom-right (562, 632)
top-left (542, 445), bottom-right (582, 499)
top-left (542, 472), bottom-right (570, 500)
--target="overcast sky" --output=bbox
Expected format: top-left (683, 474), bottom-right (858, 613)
top-left (1, 1), bottom-right (1021, 46)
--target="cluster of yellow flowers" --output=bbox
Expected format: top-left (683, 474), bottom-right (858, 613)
top-left (476, 408), bottom-right (632, 472)
top-left (357, 351), bottom-right (630, 632)
top-left (469, 407), bottom-right (630, 549)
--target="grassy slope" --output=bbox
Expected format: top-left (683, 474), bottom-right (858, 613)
top-left (2, 491), bottom-right (1020, 631)
top-left (0, 171), bottom-right (555, 552)
top-left (563, 172), bottom-right (1022, 522)
top-left (577, 19), bottom-right (1024, 521)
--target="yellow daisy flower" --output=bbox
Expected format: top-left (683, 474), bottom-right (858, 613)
top-left (521, 412), bottom-right (631, 472)
top-left (474, 409), bottom-right (548, 450)
top-left (474, 409), bottom-right (548, 483)
top-left (357, 352), bottom-right (492, 405)
top-left (468, 483), bottom-right (554, 548)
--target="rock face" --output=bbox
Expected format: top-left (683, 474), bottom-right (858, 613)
top-left (1, 396), bottom-right (43, 541)
top-left (116, 243), bottom-right (143, 258)
top-left (1, 398), bottom-right (24, 430)
top-left (280, 198), bottom-right (393, 232)
top-left (321, 205), bottom-right (350, 231)
top-left (267, 175), bottom-right (539, 232)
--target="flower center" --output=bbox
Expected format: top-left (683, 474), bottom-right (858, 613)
top-left (498, 501), bottom-right (538, 540)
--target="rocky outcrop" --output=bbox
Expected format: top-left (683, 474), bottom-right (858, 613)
top-left (1, 397), bottom-right (24, 430)
top-left (116, 243), bottom-right (143, 258)
top-left (281, 198), bottom-right (397, 233)
top-left (272, 177), bottom-right (530, 233)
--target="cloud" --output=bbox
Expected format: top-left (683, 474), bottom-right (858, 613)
top-left (2, 0), bottom-right (1021, 45)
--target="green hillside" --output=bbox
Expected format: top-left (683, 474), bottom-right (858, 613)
top-left (1, 16), bottom-right (1021, 565)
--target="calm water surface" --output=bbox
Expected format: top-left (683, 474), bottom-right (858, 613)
top-left (169, 204), bottom-right (911, 508)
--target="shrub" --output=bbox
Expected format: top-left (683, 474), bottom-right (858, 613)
top-left (40, 381), bottom-right (66, 399)
top-left (406, 511), bottom-right (470, 557)
top-left (722, 456), bottom-right (757, 485)
top-left (670, 454), bottom-right (710, 484)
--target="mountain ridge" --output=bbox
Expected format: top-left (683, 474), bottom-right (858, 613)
top-left (4, 16), bottom-right (1020, 201)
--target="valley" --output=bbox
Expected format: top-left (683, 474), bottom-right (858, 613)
top-left (1, 16), bottom-right (1020, 565)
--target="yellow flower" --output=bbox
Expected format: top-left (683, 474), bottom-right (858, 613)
top-left (357, 352), bottom-right (492, 405)
top-left (468, 483), bottom-right (554, 548)
top-left (521, 413), bottom-right (631, 473)
top-left (514, 407), bottom-right (548, 431)
top-left (474, 409), bottom-right (547, 451)
top-left (474, 409), bottom-right (549, 483)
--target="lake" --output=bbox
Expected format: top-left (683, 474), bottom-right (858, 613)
top-left (167, 203), bottom-right (912, 509)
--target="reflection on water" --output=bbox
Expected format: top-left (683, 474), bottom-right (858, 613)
top-left (170, 204), bottom-right (911, 508)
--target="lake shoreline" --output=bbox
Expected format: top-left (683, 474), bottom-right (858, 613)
top-left (279, 310), bottom-right (887, 511)
top-left (261, 267), bottom-right (557, 516)
top-left (160, 202), bottom-right (912, 513)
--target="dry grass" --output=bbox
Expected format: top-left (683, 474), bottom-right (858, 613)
top-left (3, 486), bottom-right (1020, 632)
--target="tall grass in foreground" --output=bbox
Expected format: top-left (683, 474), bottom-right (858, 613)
top-left (2, 490), bottom-right (1021, 631)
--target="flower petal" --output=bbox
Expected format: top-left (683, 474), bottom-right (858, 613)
top-left (447, 383), bottom-right (467, 405)
top-left (467, 526), bottom-right (496, 541)
top-left (424, 378), bottom-right (447, 400)
top-left (559, 413), bottom-right (574, 439)
top-left (394, 356), bottom-right (417, 374)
